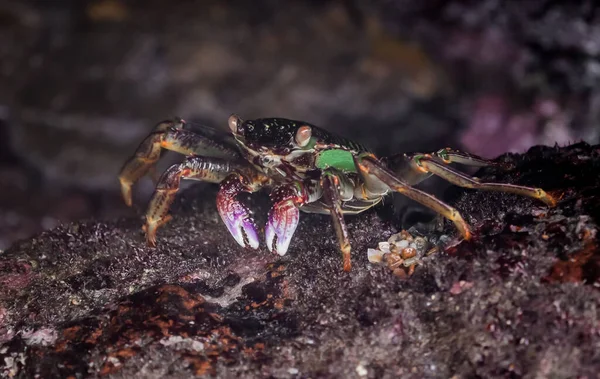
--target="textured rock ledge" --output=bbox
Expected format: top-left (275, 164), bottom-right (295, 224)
top-left (1, 142), bottom-right (599, 378)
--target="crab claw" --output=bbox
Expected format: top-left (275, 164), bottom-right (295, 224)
top-left (218, 202), bottom-right (259, 249)
top-left (265, 185), bottom-right (306, 256)
top-left (216, 174), bottom-right (260, 249)
top-left (266, 199), bottom-right (299, 255)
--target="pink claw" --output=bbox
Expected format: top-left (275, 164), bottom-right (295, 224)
top-left (266, 200), bottom-right (300, 255)
top-left (265, 185), bottom-right (305, 256)
top-left (217, 175), bottom-right (259, 249)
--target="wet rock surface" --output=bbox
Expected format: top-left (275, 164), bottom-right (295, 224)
top-left (1, 142), bottom-right (599, 378)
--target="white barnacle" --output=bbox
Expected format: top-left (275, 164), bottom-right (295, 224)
top-left (377, 241), bottom-right (390, 254)
top-left (367, 248), bottom-right (385, 263)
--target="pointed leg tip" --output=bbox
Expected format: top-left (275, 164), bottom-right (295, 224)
top-left (533, 188), bottom-right (557, 207)
top-left (119, 177), bottom-right (133, 206)
top-left (343, 261), bottom-right (352, 272)
top-left (543, 193), bottom-right (558, 208)
top-left (144, 215), bottom-right (170, 247)
top-left (146, 231), bottom-right (157, 247)
top-left (343, 254), bottom-right (352, 271)
top-left (341, 245), bottom-right (352, 272)
top-left (448, 210), bottom-right (472, 241)
top-left (145, 230), bottom-right (157, 247)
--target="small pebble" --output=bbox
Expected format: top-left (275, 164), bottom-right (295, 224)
top-left (356, 363), bottom-right (368, 377)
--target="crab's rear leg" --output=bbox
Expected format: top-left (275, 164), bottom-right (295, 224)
top-left (356, 154), bottom-right (473, 240)
top-left (404, 149), bottom-right (556, 206)
top-left (119, 118), bottom-right (238, 206)
top-left (144, 156), bottom-right (259, 247)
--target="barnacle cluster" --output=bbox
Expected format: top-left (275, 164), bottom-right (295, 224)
top-left (367, 230), bottom-right (435, 278)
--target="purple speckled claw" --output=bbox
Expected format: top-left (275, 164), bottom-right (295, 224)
top-left (265, 185), bottom-right (306, 256)
top-left (219, 205), bottom-right (260, 249)
top-left (216, 174), bottom-right (260, 249)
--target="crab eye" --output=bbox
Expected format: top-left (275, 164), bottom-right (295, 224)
top-left (172, 117), bottom-right (186, 130)
top-left (295, 125), bottom-right (312, 147)
top-left (228, 114), bottom-right (242, 134)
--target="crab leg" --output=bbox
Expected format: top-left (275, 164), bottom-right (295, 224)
top-left (321, 172), bottom-right (352, 272)
top-left (408, 152), bottom-right (556, 207)
top-left (433, 148), bottom-right (495, 167)
top-left (382, 148), bottom-right (494, 187)
top-left (356, 154), bottom-right (473, 240)
top-left (119, 118), bottom-right (238, 206)
top-left (265, 184), bottom-right (309, 256)
top-left (144, 156), bottom-right (253, 246)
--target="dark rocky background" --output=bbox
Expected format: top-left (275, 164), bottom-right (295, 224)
top-left (0, 0), bottom-right (599, 378)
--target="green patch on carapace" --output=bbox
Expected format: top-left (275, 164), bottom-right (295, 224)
top-left (315, 149), bottom-right (357, 173)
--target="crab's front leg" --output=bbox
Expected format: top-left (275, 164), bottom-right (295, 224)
top-left (216, 173), bottom-right (266, 249)
top-left (265, 184), bottom-right (311, 256)
top-left (144, 156), bottom-right (258, 246)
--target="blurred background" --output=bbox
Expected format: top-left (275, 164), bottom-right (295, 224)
top-left (0, 0), bottom-right (598, 250)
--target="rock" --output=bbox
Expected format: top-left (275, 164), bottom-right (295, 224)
top-left (1, 142), bottom-right (599, 378)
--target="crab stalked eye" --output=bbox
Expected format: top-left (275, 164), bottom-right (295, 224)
top-left (228, 114), bottom-right (242, 133)
top-left (295, 125), bottom-right (312, 147)
top-left (171, 117), bottom-right (186, 131)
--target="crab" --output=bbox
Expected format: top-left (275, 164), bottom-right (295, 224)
top-left (118, 115), bottom-right (556, 272)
